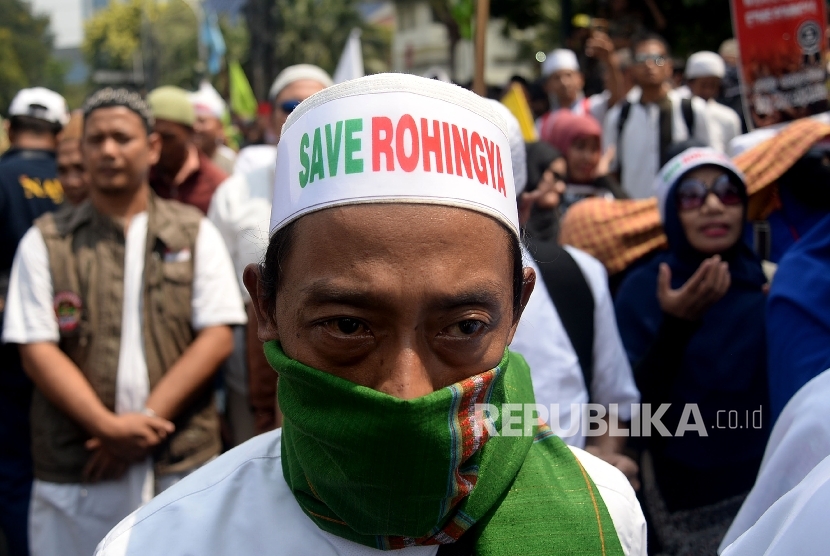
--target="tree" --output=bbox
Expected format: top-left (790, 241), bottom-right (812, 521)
top-left (83, 0), bottom-right (248, 91)
top-left (0, 0), bottom-right (66, 115)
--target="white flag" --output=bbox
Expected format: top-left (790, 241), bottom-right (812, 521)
top-left (333, 28), bottom-right (364, 84)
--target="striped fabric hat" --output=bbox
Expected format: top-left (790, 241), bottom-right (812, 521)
top-left (734, 117), bottom-right (830, 220)
top-left (558, 197), bottom-right (668, 275)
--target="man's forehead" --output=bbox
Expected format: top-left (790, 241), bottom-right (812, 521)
top-left (636, 41), bottom-right (666, 55)
top-left (84, 107), bottom-right (146, 132)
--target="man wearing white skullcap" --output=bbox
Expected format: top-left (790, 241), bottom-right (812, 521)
top-left (678, 51), bottom-right (742, 153)
top-left (97, 73), bottom-right (646, 556)
top-left (190, 82), bottom-right (237, 174)
top-left (538, 37), bottom-right (625, 141)
top-left (209, 64), bottom-right (334, 441)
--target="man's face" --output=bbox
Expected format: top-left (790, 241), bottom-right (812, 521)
top-left (249, 204), bottom-right (535, 400)
top-left (153, 119), bottom-right (193, 174)
top-left (192, 114), bottom-right (223, 156)
top-left (57, 139), bottom-right (88, 205)
top-left (270, 79), bottom-right (327, 144)
top-left (82, 107), bottom-right (160, 194)
top-left (632, 40), bottom-right (672, 88)
top-left (688, 76), bottom-right (722, 102)
top-left (545, 69), bottom-right (584, 106)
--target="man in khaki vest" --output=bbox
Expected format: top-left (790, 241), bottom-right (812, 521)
top-left (2, 87), bottom-right (246, 556)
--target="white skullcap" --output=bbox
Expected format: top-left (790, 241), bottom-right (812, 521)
top-left (9, 87), bottom-right (69, 126)
top-left (685, 51), bottom-right (726, 79)
top-left (268, 64), bottom-right (334, 101)
top-left (271, 73), bottom-right (518, 236)
top-left (487, 99), bottom-right (527, 195)
top-left (190, 81), bottom-right (227, 119)
top-left (542, 49), bottom-right (580, 78)
top-left (654, 147), bottom-right (744, 222)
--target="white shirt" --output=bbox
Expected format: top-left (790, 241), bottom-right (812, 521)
top-left (719, 367), bottom-right (830, 552)
top-left (2, 215), bottom-right (247, 556)
top-left (603, 89), bottom-right (711, 199)
top-left (95, 429), bottom-right (647, 556)
top-left (674, 89), bottom-right (741, 154)
top-left (511, 246), bottom-right (640, 447)
top-left (233, 144), bottom-right (277, 176)
top-left (208, 164), bottom-right (275, 303)
top-left (720, 453), bottom-right (830, 556)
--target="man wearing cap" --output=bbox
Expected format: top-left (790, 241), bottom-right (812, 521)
top-left (538, 38), bottom-right (625, 140)
top-left (190, 82), bottom-right (237, 174)
top-left (96, 74), bottom-right (646, 556)
top-left (679, 51), bottom-right (742, 153)
top-left (234, 64), bottom-right (334, 176)
top-left (0, 86), bottom-right (68, 556)
top-left (208, 64), bottom-right (334, 438)
top-left (147, 85), bottom-right (228, 214)
top-left (2, 87), bottom-right (246, 556)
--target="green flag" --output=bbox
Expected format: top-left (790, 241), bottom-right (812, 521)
top-left (229, 60), bottom-right (258, 119)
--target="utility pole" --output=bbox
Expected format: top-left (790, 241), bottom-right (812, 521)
top-left (472, 0), bottom-right (490, 96)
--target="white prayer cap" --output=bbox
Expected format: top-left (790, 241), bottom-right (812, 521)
top-left (271, 73), bottom-right (518, 236)
top-left (685, 51), bottom-right (726, 80)
top-left (190, 81), bottom-right (227, 119)
top-left (268, 64), bottom-right (334, 101)
top-left (9, 87), bottom-right (69, 127)
top-left (541, 49), bottom-right (580, 78)
top-left (487, 99), bottom-right (527, 195)
top-left (654, 147), bottom-right (744, 222)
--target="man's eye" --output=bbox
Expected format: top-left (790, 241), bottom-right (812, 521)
top-left (321, 318), bottom-right (367, 336)
top-left (442, 320), bottom-right (486, 338)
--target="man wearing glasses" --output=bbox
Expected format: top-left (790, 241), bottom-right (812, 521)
top-left (207, 65), bottom-right (333, 444)
top-left (602, 34), bottom-right (711, 199)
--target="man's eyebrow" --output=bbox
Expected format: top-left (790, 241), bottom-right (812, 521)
top-left (299, 280), bottom-right (505, 311)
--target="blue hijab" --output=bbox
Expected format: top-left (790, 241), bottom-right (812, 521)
top-left (615, 158), bottom-right (770, 470)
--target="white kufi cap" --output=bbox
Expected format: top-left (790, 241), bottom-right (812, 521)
top-left (271, 73), bottom-right (518, 236)
top-left (190, 82), bottom-right (227, 119)
top-left (269, 64), bottom-right (334, 101)
top-left (542, 49), bottom-right (580, 78)
top-left (685, 51), bottom-right (726, 80)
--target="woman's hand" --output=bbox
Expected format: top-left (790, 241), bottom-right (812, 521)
top-left (657, 255), bottom-right (731, 321)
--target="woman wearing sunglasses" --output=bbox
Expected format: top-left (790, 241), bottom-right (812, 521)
top-left (614, 148), bottom-right (771, 554)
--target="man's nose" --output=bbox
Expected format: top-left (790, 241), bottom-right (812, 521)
top-left (373, 344), bottom-right (434, 400)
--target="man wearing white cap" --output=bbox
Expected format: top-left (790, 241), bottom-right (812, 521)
top-left (234, 64), bottom-right (334, 175)
top-left (208, 64), bottom-right (334, 439)
top-left (96, 74), bottom-right (646, 556)
top-left (538, 38), bottom-right (625, 139)
top-left (0, 86), bottom-right (68, 556)
top-left (190, 82), bottom-right (237, 174)
top-left (679, 51), bottom-right (742, 153)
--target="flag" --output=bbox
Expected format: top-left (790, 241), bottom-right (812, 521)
top-left (333, 28), bottom-right (364, 84)
top-left (200, 10), bottom-right (227, 76)
top-left (229, 60), bottom-right (257, 119)
top-left (501, 82), bottom-right (538, 142)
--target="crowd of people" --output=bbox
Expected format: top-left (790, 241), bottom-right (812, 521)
top-left (1, 22), bottom-right (829, 556)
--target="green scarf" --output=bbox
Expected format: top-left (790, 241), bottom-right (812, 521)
top-left (266, 342), bottom-right (625, 555)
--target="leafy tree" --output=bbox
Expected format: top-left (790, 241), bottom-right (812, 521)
top-left (83, 0), bottom-right (248, 91)
top-left (0, 0), bottom-right (66, 115)
top-left (271, 0), bottom-right (390, 76)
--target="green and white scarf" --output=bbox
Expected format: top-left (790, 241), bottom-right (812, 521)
top-left (266, 342), bottom-right (625, 555)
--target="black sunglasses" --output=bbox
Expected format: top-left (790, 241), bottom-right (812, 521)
top-left (676, 173), bottom-right (743, 211)
top-left (279, 99), bottom-right (302, 114)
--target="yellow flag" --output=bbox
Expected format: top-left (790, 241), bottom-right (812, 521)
top-left (501, 82), bottom-right (538, 142)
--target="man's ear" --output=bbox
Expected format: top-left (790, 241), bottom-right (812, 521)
top-left (243, 263), bottom-right (280, 342)
top-left (506, 266), bottom-right (536, 345)
top-left (147, 131), bottom-right (162, 166)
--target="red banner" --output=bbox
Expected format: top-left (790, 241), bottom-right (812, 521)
top-left (731, 0), bottom-right (829, 129)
